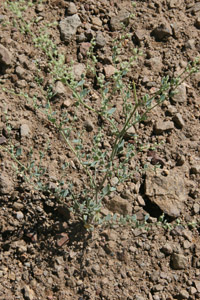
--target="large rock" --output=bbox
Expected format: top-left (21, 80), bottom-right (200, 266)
top-left (72, 63), bottom-right (86, 80)
top-left (195, 17), bottom-right (200, 29)
top-left (53, 80), bottom-right (66, 94)
top-left (23, 285), bottom-right (35, 300)
top-left (59, 14), bottom-right (81, 43)
top-left (79, 42), bottom-right (91, 57)
top-left (154, 120), bottom-right (174, 134)
top-left (106, 195), bottom-right (132, 215)
top-left (172, 113), bottom-right (185, 129)
top-left (110, 9), bottom-right (130, 31)
top-left (187, 2), bottom-right (200, 13)
top-left (95, 32), bottom-right (106, 48)
top-left (194, 281), bottom-right (200, 293)
top-left (20, 123), bottom-right (30, 137)
top-left (66, 2), bottom-right (77, 15)
top-left (167, 0), bottom-right (182, 8)
top-left (0, 172), bottom-right (14, 195)
top-left (91, 16), bottom-right (102, 27)
top-left (144, 169), bottom-right (187, 218)
top-left (0, 44), bottom-right (12, 73)
top-left (152, 22), bottom-right (172, 41)
top-left (145, 56), bottom-right (163, 73)
top-left (104, 65), bottom-right (116, 78)
top-left (171, 253), bottom-right (188, 270)
top-left (171, 83), bottom-right (187, 103)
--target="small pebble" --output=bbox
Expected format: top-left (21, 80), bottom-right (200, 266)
top-left (16, 211), bottom-right (24, 220)
top-left (194, 203), bottom-right (200, 214)
top-left (84, 119), bottom-right (94, 132)
top-left (20, 124), bottom-right (30, 137)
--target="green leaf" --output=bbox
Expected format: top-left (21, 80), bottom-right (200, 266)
top-left (112, 213), bottom-right (117, 221)
top-left (122, 69), bottom-right (127, 76)
top-left (48, 116), bottom-right (56, 123)
top-left (131, 214), bottom-right (137, 222)
top-left (29, 161), bottom-right (35, 169)
top-left (16, 147), bottom-right (22, 157)
top-left (105, 214), bottom-right (111, 222)
top-left (80, 89), bottom-right (89, 98)
top-left (102, 185), bottom-right (110, 197)
top-left (72, 139), bottom-right (79, 143)
top-left (90, 161), bottom-right (97, 167)
top-left (107, 107), bottom-right (116, 116)
top-left (103, 87), bottom-right (109, 95)
top-left (37, 181), bottom-right (43, 189)
top-left (160, 94), bottom-right (166, 102)
top-left (61, 189), bottom-right (69, 198)
top-left (117, 139), bottom-right (124, 153)
top-left (83, 215), bottom-right (88, 222)
top-left (77, 79), bottom-right (85, 87)
top-left (169, 90), bottom-right (177, 97)
top-left (161, 76), bottom-right (169, 85)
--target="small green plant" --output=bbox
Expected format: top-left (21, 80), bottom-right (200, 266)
top-left (5, 0), bottom-right (34, 34)
top-left (2, 1), bottom-right (200, 230)
top-left (157, 213), bottom-right (200, 232)
top-left (157, 214), bottom-right (173, 230)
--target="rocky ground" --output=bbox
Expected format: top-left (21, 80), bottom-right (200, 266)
top-left (0, 0), bottom-right (200, 299)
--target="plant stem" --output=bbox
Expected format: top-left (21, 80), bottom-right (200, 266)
top-left (59, 129), bottom-right (95, 189)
